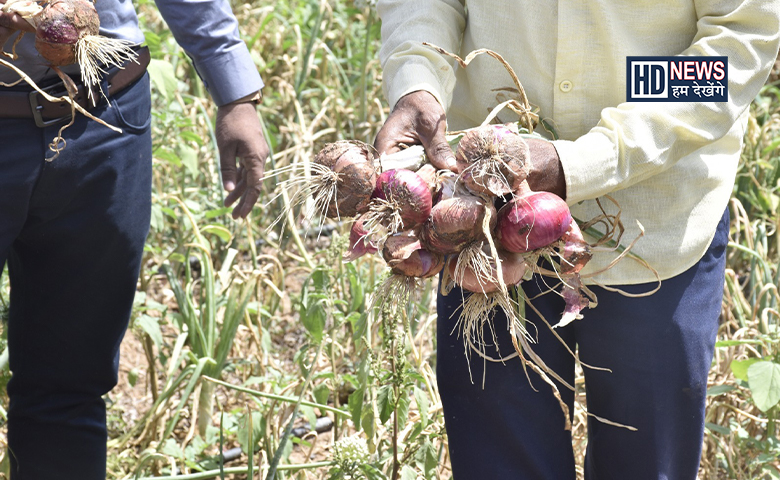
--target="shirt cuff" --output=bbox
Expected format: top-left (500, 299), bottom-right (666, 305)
top-left (552, 132), bottom-right (618, 205)
top-left (384, 60), bottom-right (447, 110)
top-left (193, 44), bottom-right (264, 107)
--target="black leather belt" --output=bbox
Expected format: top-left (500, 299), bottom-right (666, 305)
top-left (0, 46), bottom-right (151, 127)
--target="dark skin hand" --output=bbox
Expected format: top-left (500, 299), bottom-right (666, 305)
top-left (525, 137), bottom-right (567, 200)
top-left (215, 98), bottom-right (271, 219)
top-left (374, 90), bottom-right (458, 172)
top-left (375, 90), bottom-right (567, 199)
top-left (0, 7), bottom-right (36, 49)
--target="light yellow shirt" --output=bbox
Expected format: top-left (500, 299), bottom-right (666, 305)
top-left (378, 0), bottom-right (780, 285)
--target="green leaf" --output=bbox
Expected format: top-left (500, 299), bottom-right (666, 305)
top-left (716, 339), bottom-right (763, 347)
top-left (311, 267), bottom-right (330, 292)
top-left (400, 465), bottom-right (417, 480)
top-left (731, 358), bottom-right (762, 382)
top-left (346, 263), bottom-right (364, 312)
top-left (361, 405), bottom-right (375, 448)
top-left (761, 137), bottom-right (780, 156)
top-left (414, 386), bottom-right (429, 430)
top-left (180, 130), bottom-right (205, 146)
top-left (360, 464), bottom-right (389, 480)
top-left (160, 438), bottom-right (184, 459)
top-left (237, 411), bottom-right (265, 455)
top-left (705, 422), bottom-right (731, 436)
top-left (177, 144), bottom-right (199, 177)
top-left (201, 225), bottom-right (232, 243)
top-left (314, 383), bottom-right (330, 406)
top-left (748, 361), bottom-right (780, 412)
top-left (301, 405), bottom-right (318, 431)
top-left (127, 368), bottom-right (140, 388)
top-left (396, 391), bottom-right (411, 430)
top-left (135, 314), bottom-right (163, 350)
top-left (415, 440), bottom-right (438, 478)
top-left (205, 207), bottom-right (233, 219)
top-left (706, 384), bottom-right (736, 397)
top-left (348, 387), bottom-right (365, 429)
top-left (301, 298), bottom-right (326, 342)
top-left (147, 58), bottom-right (178, 102)
top-left (377, 384), bottom-right (394, 424)
top-left (153, 147), bottom-right (181, 167)
top-left (150, 203), bottom-right (165, 232)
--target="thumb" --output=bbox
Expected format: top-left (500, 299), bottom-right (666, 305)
top-left (423, 132), bottom-right (457, 172)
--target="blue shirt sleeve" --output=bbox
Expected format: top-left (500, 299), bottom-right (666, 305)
top-left (153, 0), bottom-right (264, 106)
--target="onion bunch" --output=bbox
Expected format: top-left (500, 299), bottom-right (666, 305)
top-left (303, 126), bottom-right (597, 352)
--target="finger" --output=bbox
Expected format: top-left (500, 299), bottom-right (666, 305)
top-left (423, 131), bottom-right (458, 172)
top-left (373, 121), bottom-right (403, 155)
top-left (233, 153), bottom-right (267, 218)
top-left (233, 180), bottom-right (262, 219)
top-left (224, 176), bottom-right (245, 207)
top-left (0, 12), bottom-right (35, 33)
top-left (218, 143), bottom-right (238, 192)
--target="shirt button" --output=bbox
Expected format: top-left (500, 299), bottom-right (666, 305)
top-left (559, 80), bottom-right (573, 92)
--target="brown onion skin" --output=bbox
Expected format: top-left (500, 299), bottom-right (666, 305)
top-left (497, 191), bottom-right (572, 253)
top-left (315, 141), bottom-right (378, 219)
top-left (382, 234), bottom-right (444, 278)
top-left (447, 250), bottom-right (526, 293)
top-left (420, 193), bottom-right (496, 255)
top-left (456, 125), bottom-right (530, 197)
top-left (560, 221), bottom-right (592, 274)
top-left (35, 0), bottom-right (100, 66)
top-left (372, 169), bottom-right (432, 230)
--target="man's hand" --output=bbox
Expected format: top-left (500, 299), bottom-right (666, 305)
top-left (525, 137), bottom-right (567, 200)
top-left (0, 6), bottom-right (36, 51)
top-left (374, 90), bottom-right (458, 172)
top-left (216, 99), bottom-right (270, 219)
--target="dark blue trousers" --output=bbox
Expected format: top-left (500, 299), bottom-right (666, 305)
top-left (437, 209), bottom-right (728, 480)
top-left (0, 74), bottom-right (152, 479)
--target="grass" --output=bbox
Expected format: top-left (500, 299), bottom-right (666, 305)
top-left (0, 1), bottom-right (779, 479)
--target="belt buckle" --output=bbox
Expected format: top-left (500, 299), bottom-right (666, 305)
top-left (28, 82), bottom-right (73, 128)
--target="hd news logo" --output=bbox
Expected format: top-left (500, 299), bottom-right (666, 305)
top-left (626, 56), bottom-right (728, 102)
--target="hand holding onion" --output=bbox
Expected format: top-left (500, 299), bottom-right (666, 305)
top-left (374, 90), bottom-right (458, 172)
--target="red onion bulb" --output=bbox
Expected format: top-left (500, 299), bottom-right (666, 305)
top-left (455, 125), bottom-right (530, 196)
top-left (343, 214), bottom-right (378, 262)
top-left (314, 141), bottom-right (378, 219)
top-left (35, 0), bottom-right (99, 66)
top-left (371, 169), bottom-right (432, 231)
top-left (420, 187), bottom-right (496, 255)
top-left (382, 233), bottom-right (444, 278)
top-left (447, 248), bottom-right (527, 293)
top-left (497, 191), bottom-right (572, 253)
